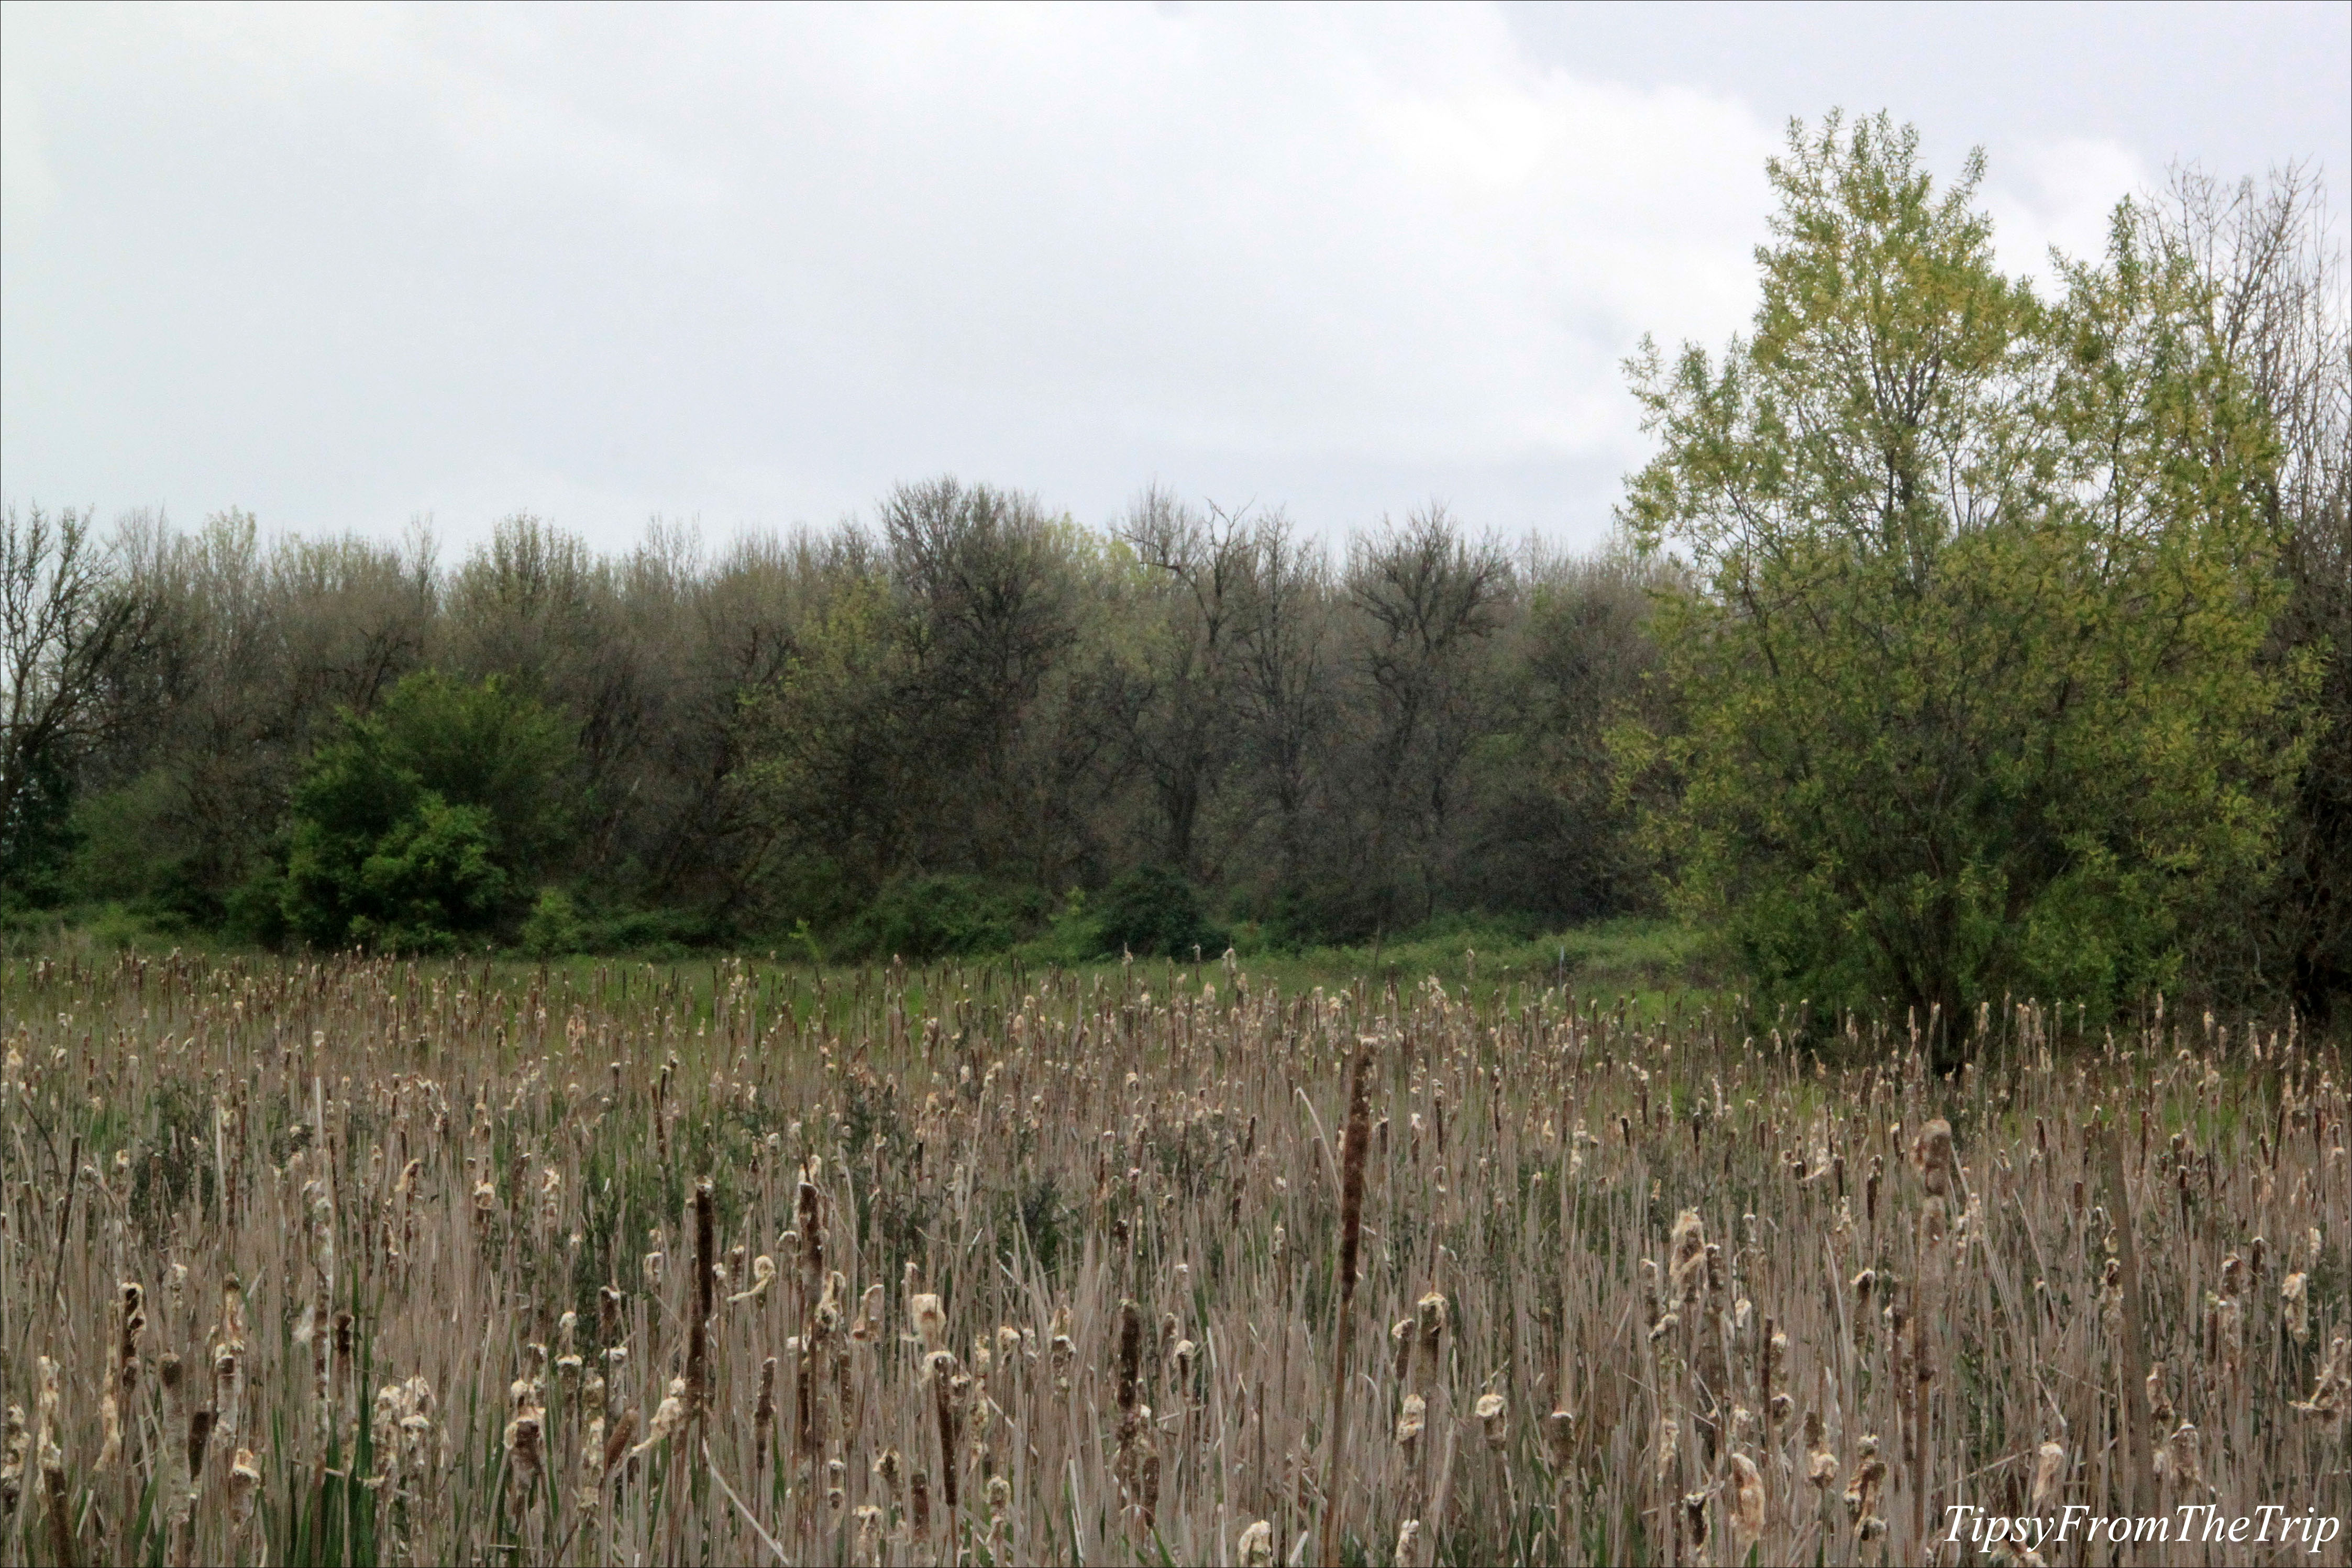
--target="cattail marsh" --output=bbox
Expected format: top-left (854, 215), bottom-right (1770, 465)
top-left (0, 950), bottom-right (2344, 1564)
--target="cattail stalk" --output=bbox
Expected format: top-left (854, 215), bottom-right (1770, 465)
top-left (689, 1178), bottom-right (714, 1420)
top-left (36, 1357), bottom-right (74, 1568)
top-left (2099, 1124), bottom-right (2156, 1519)
top-left (1317, 1040), bottom-right (1374, 1568)
top-left (754, 1355), bottom-right (777, 1470)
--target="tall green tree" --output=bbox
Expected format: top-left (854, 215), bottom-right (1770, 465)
top-left (1616, 114), bottom-right (2305, 1056)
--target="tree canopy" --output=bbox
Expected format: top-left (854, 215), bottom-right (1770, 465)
top-left (1616, 113), bottom-right (2311, 1053)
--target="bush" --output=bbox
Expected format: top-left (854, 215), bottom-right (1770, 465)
top-left (314, 796), bottom-right (506, 954)
top-left (1091, 866), bottom-right (1228, 959)
top-left (579, 906), bottom-right (714, 959)
top-left (66, 771), bottom-right (182, 907)
top-left (840, 875), bottom-right (1040, 962)
top-left (521, 888), bottom-right (587, 958)
top-left (279, 671), bottom-right (574, 951)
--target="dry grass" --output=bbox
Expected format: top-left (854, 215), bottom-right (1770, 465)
top-left (0, 951), bottom-right (2346, 1565)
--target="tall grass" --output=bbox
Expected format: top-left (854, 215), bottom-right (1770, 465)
top-left (0, 950), bottom-right (2345, 1564)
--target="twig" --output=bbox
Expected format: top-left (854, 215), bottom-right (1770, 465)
top-left (47, 1133), bottom-right (81, 1310)
top-left (704, 1440), bottom-right (791, 1565)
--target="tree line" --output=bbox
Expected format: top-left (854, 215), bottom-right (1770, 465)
top-left (4, 117), bottom-right (2346, 1033)
top-left (1, 484), bottom-right (1673, 955)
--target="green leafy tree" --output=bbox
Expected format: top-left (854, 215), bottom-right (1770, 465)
top-left (281, 670), bottom-right (575, 950)
top-left (1615, 114), bottom-right (2306, 1057)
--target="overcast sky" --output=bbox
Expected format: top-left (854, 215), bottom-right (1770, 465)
top-left (4, 1), bottom-right (2347, 556)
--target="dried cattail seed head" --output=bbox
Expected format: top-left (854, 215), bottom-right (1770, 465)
top-left (1681, 1489), bottom-right (1710, 1550)
top-left (911, 1293), bottom-right (947, 1355)
top-left (1475, 1390), bottom-right (1507, 1450)
top-left (728, 1254), bottom-right (777, 1305)
top-left (2031, 1440), bottom-right (2066, 1509)
top-left (1116, 1299), bottom-right (1144, 1413)
top-left (1913, 1118), bottom-right (1957, 1197)
top-left (1729, 1452), bottom-right (1764, 1546)
top-left (1805, 1424), bottom-right (1838, 1492)
top-left (1669, 1209), bottom-right (1707, 1304)
top-left (853, 1282), bottom-right (886, 1343)
top-left (1415, 1290), bottom-right (1448, 1351)
top-left (797, 1177), bottom-right (826, 1284)
top-left (1395, 1393), bottom-right (1427, 1450)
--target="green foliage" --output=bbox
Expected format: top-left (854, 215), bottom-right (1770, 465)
top-left (1616, 114), bottom-right (2306, 1052)
top-left (65, 769), bottom-right (180, 906)
top-left (226, 858), bottom-right (291, 947)
top-left (0, 746), bottom-right (76, 909)
top-left (520, 886), bottom-right (586, 958)
top-left (733, 575), bottom-right (916, 903)
top-left (837, 874), bottom-right (1045, 962)
top-left (514, 889), bottom-right (723, 959)
top-left (280, 670), bottom-right (575, 951)
top-left (1091, 864), bottom-right (1229, 959)
top-left (577, 904), bottom-right (718, 959)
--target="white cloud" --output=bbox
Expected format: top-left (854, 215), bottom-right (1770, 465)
top-left (1985, 136), bottom-right (2154, 288)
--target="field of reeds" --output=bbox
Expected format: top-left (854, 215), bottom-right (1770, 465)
top-left (1, 948), bottom-right (2347, 1566)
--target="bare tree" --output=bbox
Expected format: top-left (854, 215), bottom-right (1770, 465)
top-left (882, 477), bottom-right (1087, 880)
top-left (1, 505), bottom-right (153, 891)
top-left (1114, 486), bottom-right (1256, 877)
top-left (1346, 506), bottom-right (1514, 925)
top-left (1232, 511), bottom-right (1334, 899)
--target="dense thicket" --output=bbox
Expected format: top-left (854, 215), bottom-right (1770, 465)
top-left (0, 491), bottom-right (1673, 960)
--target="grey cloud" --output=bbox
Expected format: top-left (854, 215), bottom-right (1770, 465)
top-left (3, 2), bottom-right (2344, 553)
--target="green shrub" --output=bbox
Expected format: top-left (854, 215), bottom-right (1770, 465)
top-left (326, 796), bottom-right (506, 954)
top-left (1091, 865), bottom-right (1228, 959)
top-left (0, 748), bottom-right (76, 911)
top-left (279, 671), bottom-right (574, 951)
top-left (63, 770), bottom-right (178, 906)
top-left (576, 903), bottom-right (717, 958)
top-left (521, 888), bottom-right (587, 958)
top-left (840, 875), bottom-right (1040, 962)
